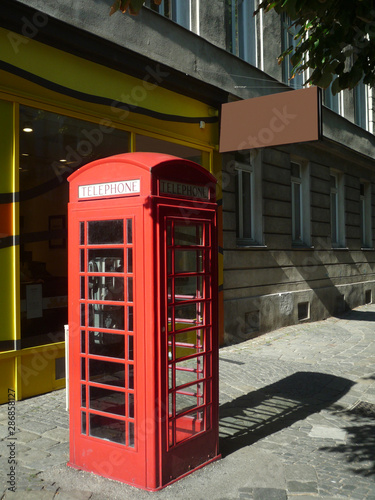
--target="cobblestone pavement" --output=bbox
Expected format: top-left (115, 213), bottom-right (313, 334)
top-left (1, 304), bottom-right (375, 499)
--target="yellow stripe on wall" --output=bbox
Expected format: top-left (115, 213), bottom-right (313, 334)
top-left (0, 100), bottom-right (16, 344)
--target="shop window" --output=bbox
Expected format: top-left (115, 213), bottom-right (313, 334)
top-left (360, 181), bottom-right (372, 248)
top-left (282, 15), bottom-right (304, 89)
top-left (229, 0), bottom-right (260, 68)
top-left (235, 150), bottom-right (263, 246)
top-left (19, 105), bottom-right (129, 348)
top-left (291, 160), bottom-right (310, 247)
top-left (144, 0), bottom-right (192, 30)
top-left (136, 135), bottom-right (202, 164)
top-left (330, 171), bottom-right (345, 248)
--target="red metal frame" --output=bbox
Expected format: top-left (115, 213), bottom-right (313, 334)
top-left (68, 153), bottom-right (220, 490)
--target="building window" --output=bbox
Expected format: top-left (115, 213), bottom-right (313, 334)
top-left (360, 181), bottom-right (372, 248)
top-left (230, 0), bottom-right (261, 67)
top-left (145, 0), bottom-right (192, 30)
top-left (235, 151), bottom-right (263, 246)
top-left (354, 81), bottom-right (369, 131)
top-left (324, 85), bottom-right (343, 115)
top-left (330, 171), bottom-right (345, 248)
top-left (282, 15), bottom-right (304, 89)
top-left (291, 161), bottom-right (310, 246)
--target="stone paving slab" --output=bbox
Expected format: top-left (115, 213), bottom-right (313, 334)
top-left (1, 304), bottom-right (375, 498)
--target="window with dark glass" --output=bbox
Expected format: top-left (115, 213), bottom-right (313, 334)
top-left (19, 105), bottom-right (129, 348)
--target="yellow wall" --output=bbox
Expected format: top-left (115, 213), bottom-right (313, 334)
top-left (0, 100), bottom-right (16, 345)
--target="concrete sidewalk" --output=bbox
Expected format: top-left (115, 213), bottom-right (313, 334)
top-left (1, 304), bottom-right (375, 499)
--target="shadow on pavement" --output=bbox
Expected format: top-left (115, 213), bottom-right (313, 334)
top-left (320, 404), bottom-right (375, 477)
top-left (219, 371), bottom-right (354, 457)
top-left (334, 309), bottom-right (375, 322)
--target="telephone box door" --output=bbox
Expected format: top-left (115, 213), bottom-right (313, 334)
top-left (158, 205), bottom-right (219, 483)
top-left (68, 204), bottom-right (147, 486)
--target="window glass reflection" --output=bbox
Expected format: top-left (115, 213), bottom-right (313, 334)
top-left (88, 359), bottom-right (125, 387)
top-left (89, 386), bottom-right (125, 416)
top-left (19, 105), bottom-right (129, 348)
top-left (89, 413), bottom-right (125, 444)
top-left (88, 331), bottom-right (125, 358)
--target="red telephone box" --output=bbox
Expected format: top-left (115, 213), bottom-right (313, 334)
top-left (67, 152), bottom-right (220, 490)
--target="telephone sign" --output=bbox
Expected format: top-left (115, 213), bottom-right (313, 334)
top-left (67, 153), bottom-right (220, 490)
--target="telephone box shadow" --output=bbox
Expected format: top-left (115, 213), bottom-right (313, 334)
top-left (219, 371), bottom-right (354, 457)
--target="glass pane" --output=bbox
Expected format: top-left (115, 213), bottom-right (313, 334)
top-left (174, 224), bottom-right (203, 246)
top-left (80, 249), bottom-right (85, 272)
top-left (88, 276), bottom-right (124, 301)
top-left (128, 422), bottom-right (135, 448)
top-left (331, 192), bottom-right (338, 244)
top-left (89, 414), bottom-right (125, 445)
top-left (127, 277), bottom-right (133, 302)
top-left (291, 162), bottom-right (300, 178)
top-left (128, 393), bottom-right (134, 418)
top-left (88, 249), bottom-right (124, 272)
top-left (81, 357), bottom-right (86, 380)
top-left (167, 249), bottom-right (172, 275)
top-left (88, 359), bottom-right (125, 387)
top-left (174, 357), bottom-right (205, 388)
top-left (242, 171), bottom-right (252, 239)
top-left (174, 276), bottom-right (203, 302)
top-left (80, 222), bottom-right (85, 245)
top-left (172, 410), bottom-right (205, 445)
top-left (293, 183), bottom-right (301, 241)
top-left (175, 303), bottom-right (204, 330)
top-left (88, 331), bottom-right (125, 358)
top-left (89, 386), bottom-right (125, 416)
top-left (170, 329), bottom-right (204, 361)
top-left (80, 303), bottom-right (85, 326)
top-left (168, 306), bottom-right (173, 332)
top-left (175, 250), bottom-right (203, 273)
top-left (167, 222), bottom-right (172, 246)
top-left (127, 248), bottom-right (133, 274)
top-left (174, 382), bottom-right (204, 414)
top-left (128, 335), bottom-right (134, 361)
top-left (80, 276), bottom-right (85, 299)
top-left (126, 219), bottom-right (133, 244)
top-left (88, 304), bottom-right (124, 330)
top-left (81, 412), bottom-right (86, 434)
top-left (128, 365), bottom-right (134, 389)
top-left (88, 220), bottom-right (123, 245)
top-left (80, 331), bottom-right (86, 353)
top-left (81, 385), bottom-right (86, 407)
top-left (167, 278), bottom-right (173, 303)
top-left (127, 306), bottom-right (133, 331)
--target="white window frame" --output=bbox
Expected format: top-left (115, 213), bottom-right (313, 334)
top-left (354, 81), bottom-right (370, 131)
top-left (282, 15), bottom-right (305, 89)
top-left (324, 85), bottom-right (343, 116)
top-left (231, 0), bottom-right (260, 67)
top-left (144, 0), bottom-right (193, 31)
top-left (360, 180), bottom-right (372, 248)
top-left (236, 150), bottom-right (263, 246)
top-left (291, 160), bottom-right (311, 246)
top-left (330, 170), bottom-right (345, 248)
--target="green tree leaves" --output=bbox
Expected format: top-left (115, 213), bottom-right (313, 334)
top-left (256, 0), bottom-right (375, 93)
